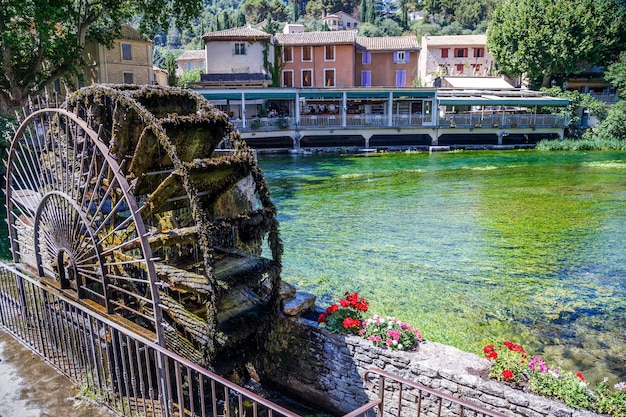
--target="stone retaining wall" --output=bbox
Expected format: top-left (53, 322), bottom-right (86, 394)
top-left (260, 315), bottom-right (600, 417)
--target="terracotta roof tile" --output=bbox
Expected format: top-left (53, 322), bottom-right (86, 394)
top-left (275, 31), bottom-right (357, 46)
top-left (356, 36), bottom-right (420, 51)
top-left (202, 27), bottom-right (271, 41)
top-left (176, 50), bottom-right (205, 61)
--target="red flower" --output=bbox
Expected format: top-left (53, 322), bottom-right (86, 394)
top-left (318, 313), bottom-right (327, 323)
top-left (343, 317), bottom-right (361, 328)
top-left (340, 298), bottom-right (350, 308)
top-left (483, 344), bottom-right (495, 354)
top-left (501, 370), bottom-right (515, 380)
top-left (487, 351), bottom-right (498, 360)
top-left (326, 304), bottom-right (339, 314)
top-left (356, 300), bottom-right (369, 312)
top-left (576, 372), bottom-right (585, 381)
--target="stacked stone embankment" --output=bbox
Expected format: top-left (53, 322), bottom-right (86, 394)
top-left (261, 314), bottom-right (601, 417)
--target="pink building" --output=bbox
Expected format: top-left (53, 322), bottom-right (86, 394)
top-left (355, 36), bottom-right (420, 87)
top-left (274, 31), bottom-right (357, 88)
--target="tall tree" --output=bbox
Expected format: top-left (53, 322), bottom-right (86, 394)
top-left (604, 52), bottom-right (626, 98)
top-left (0, 0), bottom-right (203, 112)
top-left (165, 51), bottom-right (178, 86)
top-left (487, 0), bottom-right (626, 87)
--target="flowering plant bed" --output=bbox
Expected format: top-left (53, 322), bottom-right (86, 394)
top-left (360, 315), bottom-right (422, 351)
top-left (484, 341), bottom-right (626, 416)
top-left (318, 292), bottom-right (369, 334)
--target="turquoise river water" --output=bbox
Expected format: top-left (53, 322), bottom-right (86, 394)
top-left (258, 150), bottom-right (626, 385)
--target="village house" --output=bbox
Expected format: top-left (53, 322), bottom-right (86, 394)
top-left (355, 36), bottom-right (420, 87)
top-left (201, 27), bottom-right (273, 87)
top-left (80, 25), bottom-right (154, 87)
top-left (418, 35), bottom-right (495, 87)
top-left (176, 49), bottom-right (206, 77)
top-left (321, 11), bottom-right (360, 31)
top-left (274, 31), bottom-right (357, 88)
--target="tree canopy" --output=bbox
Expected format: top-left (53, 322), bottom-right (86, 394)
top-left (0, 0), bottom-right (203, 112)
top-left (604, 52), bottom-right (626, 97)
top-left (487, 0), bottom-right (626, 87)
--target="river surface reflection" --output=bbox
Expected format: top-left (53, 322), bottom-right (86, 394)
top-left (259, 150), bottom-right (626, 384)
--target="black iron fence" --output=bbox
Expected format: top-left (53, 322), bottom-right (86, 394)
top-left (345, 368), bottom-right (507, 417)
top-left (0, 263), bottom-right (301, 417)
top-left (0, 263), bottom-right (507, 417)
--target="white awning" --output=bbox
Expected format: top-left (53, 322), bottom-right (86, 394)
top-left (443, 77), bottom-right (514, 89)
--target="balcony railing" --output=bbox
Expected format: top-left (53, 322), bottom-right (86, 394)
top-left (231, 113), bottom-right (567, 132)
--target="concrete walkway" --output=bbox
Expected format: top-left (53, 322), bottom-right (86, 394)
top-left (0, 329), bottom-right (113, 417)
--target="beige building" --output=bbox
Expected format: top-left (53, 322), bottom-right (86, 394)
top-left (153, 67), bottom-right (169, 86)
top-left (201, 27), bottom-right (272, 86)
top-left (418, 35), bottom-right (495, 87)
top-left (322, 11), bottom-right (360, 31)
top-left (81, 25), bottom-right (153, 86)
top-left (176, 50), bottom-right (206, 77)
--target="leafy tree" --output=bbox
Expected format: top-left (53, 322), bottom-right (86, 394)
top-left (243, 0), bottom-right (288, 23)
top-left (153, 46), bottom-right (167, 68)
top-left (177, 68), bottom-right (202, 88)
top-left (360, 0), bottom-right (368, 22)
top-left (221, 10), bottom-right (232, 29)
top-left (292, 0), bottom-right (300, 21)
top-left (604, 52), bottom-right (626, 98)
top-left (540, 86), bottom-right (607, 137)
top-left (357, 22), bottom-right (382, 36)
top-left (593, 100), bottom-right (626, 140)
top-left (438, 21), bottom-right (466, 35)
top-left (365, 0), bottom-right (376, 23)
top-left (487, 0), bottom-right (626, 87)
top-left (379, 18), bottom-right (403, 36)
top-left (262, 17), bottom-right (281, 35)
top-left (305, 0), bottom-right (325, 19)
top-left (0, 0), bottom-right (203, 113)
top-left (165, 51), bottom-right (178, 86)
top-left (236, 11), bottom-right (248, 27)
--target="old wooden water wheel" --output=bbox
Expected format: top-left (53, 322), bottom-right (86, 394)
top-left (5, 85), bottom-right (282, 366)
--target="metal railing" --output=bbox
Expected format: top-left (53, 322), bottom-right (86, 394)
top-left (440, 113), bottom-right (567, 129)
top-left (0, 262), bottom-right (513, 417)
top-left (0, 263), bottom-right (301, 417)
top-left (231, 113), bottom-right (566, 132)
top-left (344, 368), bottom-right (507, 417)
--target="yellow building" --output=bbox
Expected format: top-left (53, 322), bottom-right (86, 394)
top-left (53, 25), bottom-right (154, 93)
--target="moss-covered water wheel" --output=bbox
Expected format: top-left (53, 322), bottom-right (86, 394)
top-left (5, 85), bottom-right (282, 366)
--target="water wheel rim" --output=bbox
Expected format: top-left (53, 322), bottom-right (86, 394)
top-left (5, 108), bottom-right (166, 346)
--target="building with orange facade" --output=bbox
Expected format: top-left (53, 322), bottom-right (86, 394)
top-left (274, 31), bottom-right (357, 88)
top-left (355, 36), bottom-right (420, 87)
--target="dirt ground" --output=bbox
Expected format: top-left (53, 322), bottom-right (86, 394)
top-left (0, 329), bottom-right (114, 417)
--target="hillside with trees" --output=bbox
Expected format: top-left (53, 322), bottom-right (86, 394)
top-left (154, 0), bottom-right (497, 54)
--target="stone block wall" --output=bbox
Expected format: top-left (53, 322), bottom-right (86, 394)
top-left (259, 315), bottom-right (600, 417)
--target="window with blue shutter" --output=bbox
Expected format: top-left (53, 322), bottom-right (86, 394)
top-left (394, 51), bottom-right (406, 63)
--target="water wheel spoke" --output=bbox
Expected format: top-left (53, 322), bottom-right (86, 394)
top-left (7, 85), bottom-right (283, 364)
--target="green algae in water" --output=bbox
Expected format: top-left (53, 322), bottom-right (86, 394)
top-left (259, 150), bottom-right (626, 385)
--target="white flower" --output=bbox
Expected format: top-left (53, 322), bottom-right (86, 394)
top-left (398, 344), bottom-right (404, 350)
top-left (392, 340), bottom-right (398, 345)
